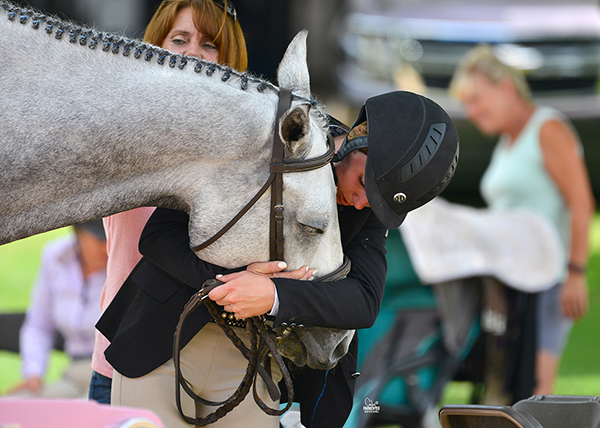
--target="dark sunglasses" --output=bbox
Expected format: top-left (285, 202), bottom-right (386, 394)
top-left (213, 0), bottom-right (237, 21)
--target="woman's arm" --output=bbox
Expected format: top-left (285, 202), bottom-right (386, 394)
top-left (139, 208), bottom-right (312, 293)
top-left (541, 119), bottom-right (596, 320)
top-left (17, 244), bottom-right (59, 391)
top-left (138, 208), bottom-right (232, 289)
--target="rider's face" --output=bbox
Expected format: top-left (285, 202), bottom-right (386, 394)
top-left (334, 150), bottom-right (370, 210)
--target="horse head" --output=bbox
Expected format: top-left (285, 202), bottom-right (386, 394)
top-left (274, 31), bottom-right (355, 370)
top-left (186, 31), bottom-right (354, 370)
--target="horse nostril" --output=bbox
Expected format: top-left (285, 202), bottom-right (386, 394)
top-left (332, 335), bottom-right (351, 360)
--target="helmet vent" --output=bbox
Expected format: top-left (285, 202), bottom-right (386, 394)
top-left (401, 123), bottom-right (446, 182)
top-left (415, 146), bottom-right (459, 204)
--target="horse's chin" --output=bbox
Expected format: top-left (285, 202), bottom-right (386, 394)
top-left (276, 327), bottom-right (355, 370)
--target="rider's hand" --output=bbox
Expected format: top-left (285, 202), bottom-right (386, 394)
top-left (246, 260), bottom-right (316, 280)
top-left (208, 271), bottom-right (276, 319)
top-left (208, 262), bottom-right (316, 319)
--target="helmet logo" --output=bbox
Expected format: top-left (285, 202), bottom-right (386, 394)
top-left (393, 193), bottom-right (407, 204)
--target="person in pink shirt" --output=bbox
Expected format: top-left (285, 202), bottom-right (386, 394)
top-left (89, 208), bottom-right (155, 403)
top-left (88, 0), bottom-right (249, 404)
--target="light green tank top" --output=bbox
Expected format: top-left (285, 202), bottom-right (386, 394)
top-left (480, 106), bottom-right (573, 265)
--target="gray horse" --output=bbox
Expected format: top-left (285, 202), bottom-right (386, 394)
top-left (0, 2), bottom-right (352, 369)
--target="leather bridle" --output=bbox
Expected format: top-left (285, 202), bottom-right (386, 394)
top-left (174, 88), bottom-right (351, 425)
top-left (189, 88), bottom-right (336, 259)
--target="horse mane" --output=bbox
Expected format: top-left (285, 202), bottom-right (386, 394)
top-left (0, 0), bottom-right (330, 126)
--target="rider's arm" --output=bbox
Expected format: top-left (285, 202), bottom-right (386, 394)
top-left (138, 207), bottom-right (238, 290)
top-left (273, 209), bottom-right (387, 330)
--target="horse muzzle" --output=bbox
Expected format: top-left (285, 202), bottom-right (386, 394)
top-left (276, 326), bottom-right (355, 370)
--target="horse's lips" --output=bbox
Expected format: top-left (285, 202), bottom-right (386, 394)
top-left (277, 329), bottom-right (308, 367)
top-left (276, 326), bottom-right (355, 370)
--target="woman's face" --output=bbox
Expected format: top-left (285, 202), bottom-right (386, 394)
top-left (334, 150), bottom-right (370, 210)
top-left (460, 71), bottom-right (510, 136)
top-left (161, 7), bottom-right (219, 62)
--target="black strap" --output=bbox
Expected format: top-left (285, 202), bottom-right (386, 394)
top-left (269, 88), bottom-right (292, 261)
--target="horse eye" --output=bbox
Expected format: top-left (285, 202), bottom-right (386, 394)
top-left (299, 223), bottom-right (324, 235)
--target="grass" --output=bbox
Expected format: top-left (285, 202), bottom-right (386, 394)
top-left (1, 218), bottom-right (600, 401)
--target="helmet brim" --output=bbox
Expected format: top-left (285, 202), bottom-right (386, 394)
top-left (365, 159), bottom-right (407, 229)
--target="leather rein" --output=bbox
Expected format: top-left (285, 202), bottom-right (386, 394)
top-left (174, 88), bottom-right (351, 425)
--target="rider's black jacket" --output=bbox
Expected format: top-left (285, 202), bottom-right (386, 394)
top-left (97, 203), bottom-right (387, 428)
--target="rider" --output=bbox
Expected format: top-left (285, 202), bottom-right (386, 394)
top-left (96, 90), bottom-right (459, 427)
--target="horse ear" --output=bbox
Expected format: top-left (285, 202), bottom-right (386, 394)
top-left (277, 30), bottom-right (310, 98)
top-left (279, 104), bottom-right (311, 157)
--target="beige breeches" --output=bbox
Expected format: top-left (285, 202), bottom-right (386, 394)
top-left (112, 322), bottom-right (281, 428)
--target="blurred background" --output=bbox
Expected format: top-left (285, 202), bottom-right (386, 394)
top-left (1, 0), bottom-right (600, 423)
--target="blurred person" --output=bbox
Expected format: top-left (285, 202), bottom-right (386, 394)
top-left (6, 220), bottom-right (107, 399)
top-left (88, 0), bottom-right (248, 407)
top-left (449, 44), bottom-right (596, 396)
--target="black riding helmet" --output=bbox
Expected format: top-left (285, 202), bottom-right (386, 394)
top-left (333, 91), bottom-right (459, 229)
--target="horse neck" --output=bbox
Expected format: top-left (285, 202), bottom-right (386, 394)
top-left (0, 5), bottom-right (279, 244)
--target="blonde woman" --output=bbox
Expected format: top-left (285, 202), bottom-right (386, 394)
top-left (450, 44), bottom-right (595, 395)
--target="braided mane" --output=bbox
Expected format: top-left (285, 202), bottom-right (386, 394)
top-left (0, 1), bottom-right (276, 92)
top-left (0, 0), bottom-right (329, 123)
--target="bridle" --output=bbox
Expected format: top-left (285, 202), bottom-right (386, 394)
top-left (189, 88), bottom-right (335, 259)
top-left (174, 88), bottom-right (351, 425)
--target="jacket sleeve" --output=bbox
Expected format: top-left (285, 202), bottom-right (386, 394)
top-left (138, 208), bottom-right (237, 290)
top-left (273, 210), bottom-right (387, 330)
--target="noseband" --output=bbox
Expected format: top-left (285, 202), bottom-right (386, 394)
top-left (175, 89), bottom-right (351, 425)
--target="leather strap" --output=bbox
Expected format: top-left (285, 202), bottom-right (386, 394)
top-left (174, 280), bottom-right (293, 426)
top-left (174, 252), bottom-right (352, 424)
top-left (269, 88), bottom-right (292, 261)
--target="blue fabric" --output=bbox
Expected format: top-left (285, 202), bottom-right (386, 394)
top-left (310, 369), bottom-right (330, 428)
top-left (88, 370), bottom-right (112, 404)
top-left (537, 282), bottom-right (573, 355)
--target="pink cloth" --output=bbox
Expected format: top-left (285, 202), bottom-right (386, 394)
top-left (0, 398), bottom-right (165, 428)
top-left (91, 207), bottom-right (155, 378)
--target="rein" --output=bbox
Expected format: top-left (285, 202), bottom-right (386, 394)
top-left (174, 88), bottom-right (350, 425)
